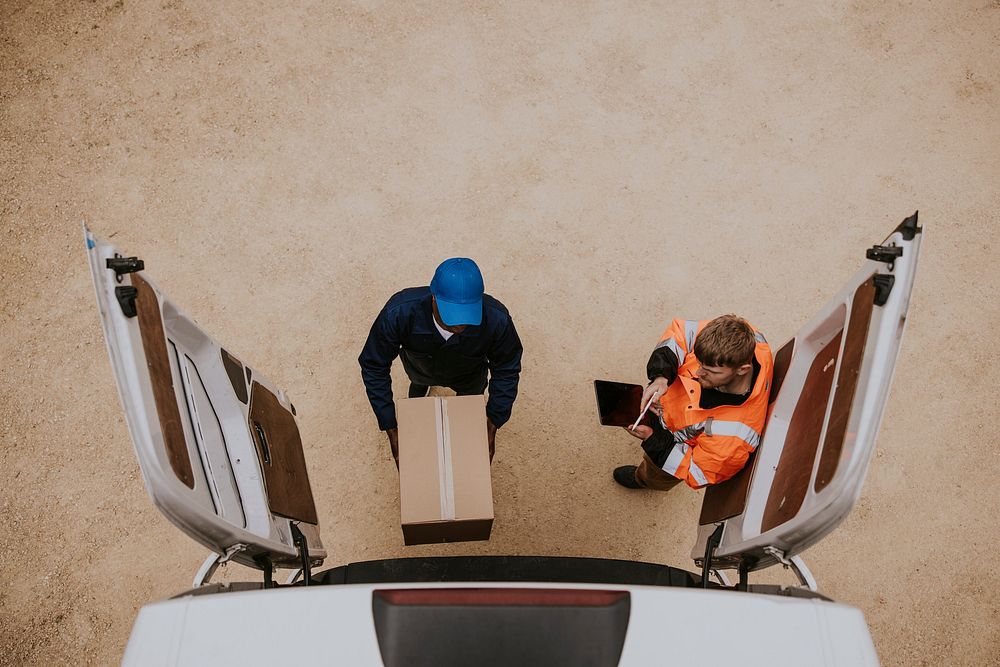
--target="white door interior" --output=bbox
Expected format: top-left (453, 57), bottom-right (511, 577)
top-left (85, 227), bottom-right (325, 572)
top-left (692, 213), bottom-right (923, 573)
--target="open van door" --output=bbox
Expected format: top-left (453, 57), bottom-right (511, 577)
top-left (85, 227), bottom-right (325, 581)
top-left (693, 213), bottom-right (923, 583)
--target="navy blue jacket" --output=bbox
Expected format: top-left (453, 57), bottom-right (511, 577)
top-left (359, 287), bottom-right (523, 431)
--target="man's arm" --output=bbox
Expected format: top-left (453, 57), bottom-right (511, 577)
top-left (638, 344), bottom-right (680, 417)
top-left (358, 304), bottom-right (403, 432)
top-left (646, 346), bottom-right (679, 385)
top-left (484, 317), bottom-right (523, 429)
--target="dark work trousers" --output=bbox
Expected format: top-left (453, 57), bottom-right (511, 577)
top-left (408, 370), bottom-right (488, 398)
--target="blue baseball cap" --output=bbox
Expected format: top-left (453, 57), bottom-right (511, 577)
top-left (430, 258), bottom-right (484, 326)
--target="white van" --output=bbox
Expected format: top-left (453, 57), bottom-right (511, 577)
top-left (86, 213), bottom-right (922, 666)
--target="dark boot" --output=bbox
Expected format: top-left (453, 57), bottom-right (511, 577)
top-left (613, 465), bottom-right (644, 489)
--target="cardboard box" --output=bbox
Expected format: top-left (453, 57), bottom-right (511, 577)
top-left (397, 395), bottom-right (494, 545)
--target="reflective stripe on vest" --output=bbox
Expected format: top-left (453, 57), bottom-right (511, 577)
top-left (669, 419), bottom-right (759, 449)
top-left (654, 337), bottom-right (687, 364)
top-left (687, 460), bottom-right (709, 486)
top-left (661, 416), bottom-right (762, 480)
top-left (663, 441), bottom-right (709, 486)
top-left (704, 417), bottom-right (761, 450)
top-left (672, 422), bottom-right (705, 445)
top-left (683, 320), bottom-right (699, 351)
top-left (663, 442), bottom-right (687, 476)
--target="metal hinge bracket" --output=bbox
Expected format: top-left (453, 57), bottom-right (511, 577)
top-left (700, 523), bottom-right (725, 588)
top-left (763, 546), bottom-right (818, 592)
top-left (192, 543), bottom-right (248, 587)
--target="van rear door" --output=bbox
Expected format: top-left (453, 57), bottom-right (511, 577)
top-left (693, 213), bottom-right (923, 573)
top-left (85, 227), bottom-right (324, 572)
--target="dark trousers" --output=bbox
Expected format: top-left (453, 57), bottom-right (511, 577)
top-left (407, 371), bottom-right (488, 397)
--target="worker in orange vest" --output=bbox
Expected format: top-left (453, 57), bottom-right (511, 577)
top-left (614, 314), bottom-right (773, 490)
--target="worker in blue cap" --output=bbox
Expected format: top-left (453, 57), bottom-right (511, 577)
top-left (359, 258), bottom-right (523, 465)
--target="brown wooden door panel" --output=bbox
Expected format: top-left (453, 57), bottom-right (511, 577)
top-left (133, 273), bottom-right (195, 489)
top-left (248, 382), bottom-right (319, 525)
top-left (814, 277), bottom-right (876, 491)
top-left (761, 329), bottom-right (843, 532)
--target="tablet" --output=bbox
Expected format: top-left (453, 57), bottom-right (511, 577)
top-left (594, 380), bottom-right (655, 428)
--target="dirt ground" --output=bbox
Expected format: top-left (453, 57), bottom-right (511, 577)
top-left (2, 1), bottom-right (999, 665)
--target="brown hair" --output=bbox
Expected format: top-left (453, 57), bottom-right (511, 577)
top-left (693, 315), bottom-right (757, 368)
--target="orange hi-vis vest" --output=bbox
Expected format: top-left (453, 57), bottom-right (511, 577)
top-left (653, 319), bottom-right (773, 489)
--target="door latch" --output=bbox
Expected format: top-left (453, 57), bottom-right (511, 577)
top-left (865, 244), bottom-right (903, 267)
top-left (106, 255), bottom-right (144, 283)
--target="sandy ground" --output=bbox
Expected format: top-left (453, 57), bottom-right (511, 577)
top-left (2, 1), bottom-right (999, 664)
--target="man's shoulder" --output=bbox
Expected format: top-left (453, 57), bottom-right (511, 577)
top-left (383, 286), bottom-right (431, 313)
top-left (483, 293), bottom-right (512, 321)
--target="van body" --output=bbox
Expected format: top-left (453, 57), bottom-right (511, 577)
top-left (85, 213), bottom-right (922, 666)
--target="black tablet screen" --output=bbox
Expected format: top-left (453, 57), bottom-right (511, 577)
top-left (594, 380), bottom-right (654, 428)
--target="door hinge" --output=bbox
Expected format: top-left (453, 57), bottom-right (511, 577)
top-left (290, 522), bottom-right (313, 586)
top-left (192, 543), bottom-right (248, 587)
top-left (253, 553), bottom-right (275, 589)
top-left (763, 545), bottom-right (791, 566)
top-left (763, 546), bottom-right (818, 591)
top-left (700, 523), bottom-right (725, 589)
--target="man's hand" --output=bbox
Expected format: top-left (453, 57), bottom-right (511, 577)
top-left (642, 377), bottom-right (669, 417)
top-left (487, 419), bottom-right (497, 462)
top-left (624, 424), bottom-right (654, 440)
top-left (386, 428), bottom-right (400, 469)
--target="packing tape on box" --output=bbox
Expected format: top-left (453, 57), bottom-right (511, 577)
top-left (435, 398), bottom-right (456, 521)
